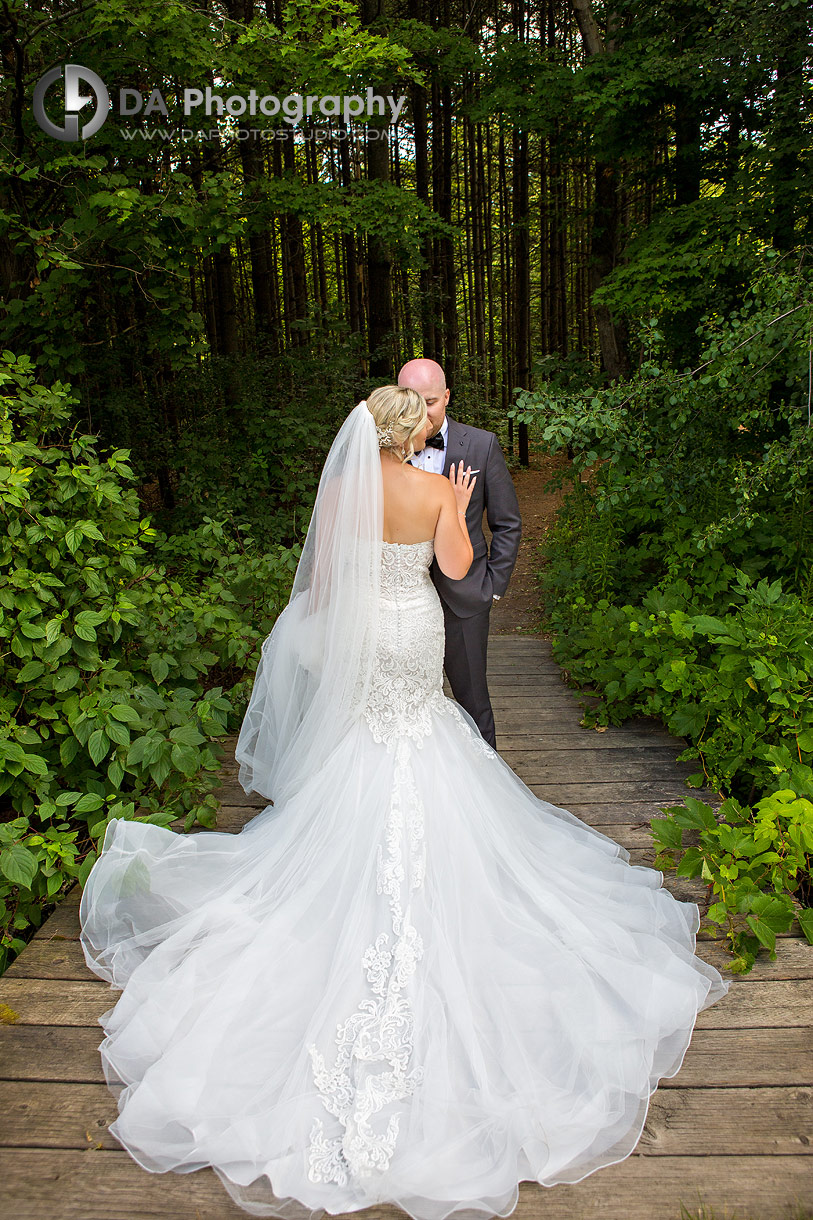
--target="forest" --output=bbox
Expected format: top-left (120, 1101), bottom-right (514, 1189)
top-left (0, 0), bottom-right (812, 975)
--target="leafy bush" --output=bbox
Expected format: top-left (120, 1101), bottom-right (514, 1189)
top-left (0, 353), bottom-right (297, 974)
top-left (131, 329), bottom-right (365, 544)
top-left (556, 571), bottom-right (813, 805)
top-left (514, 253), bottom-right (813, 609)
top-left (651, 758), bottom-right (813, 974)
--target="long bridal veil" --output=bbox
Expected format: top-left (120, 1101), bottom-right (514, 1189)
top-left (235, 400), bottom-right (383, 806)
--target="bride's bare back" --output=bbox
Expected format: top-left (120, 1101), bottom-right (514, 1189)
top-left (380, 452), bottom-right (474, 580)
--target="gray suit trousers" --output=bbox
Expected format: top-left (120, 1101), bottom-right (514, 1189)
top-left (441, 602), bottom-right (495, 749)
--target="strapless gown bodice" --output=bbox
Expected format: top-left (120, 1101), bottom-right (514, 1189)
top-left (362, 539), bottom-right (460, 751)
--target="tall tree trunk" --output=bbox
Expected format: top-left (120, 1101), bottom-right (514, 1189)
top-left (278, 137), bottom-right (309, 345)
top-left (409, 0), bottom-right (434, 360)
top-left (212, 247), bottom-right (240, 356)
top-left (556, 146), bottom-right (569, 358)
top-left (483, 121), bottom-right (498, 413)
top-left (673, 99), bottom-right (702, 208)
top-left (569, 0), bottom-right (630, 380)
top-left (539, 133), bottom-right (551, 354)
top-left (239, 141), bottom-right (277, 347)
top-left (361, 0), bottom-right (395, 377)
top-left (439, 81), bottom-right (459, 384)
top-left (498, 122), bottom-right (512, 448)
top-left (512, 125), bottom-right (530, 465)
top-left (412, 77), bottom-right (435, 358)
top-left (467, 110), bottom-right (487, 401)
top-left (195, 135), bottom-right (240, 361)
top-left (338, 126), bottom-right (362, 341)
top-left (770, 5), bottom-right (807, 252)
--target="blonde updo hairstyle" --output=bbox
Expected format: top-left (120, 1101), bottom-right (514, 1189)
top-left (366, 385), bottom-right (428, 463)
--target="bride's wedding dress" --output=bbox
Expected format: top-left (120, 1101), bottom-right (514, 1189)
top-left (80, 535), bottom-right (730, 1220)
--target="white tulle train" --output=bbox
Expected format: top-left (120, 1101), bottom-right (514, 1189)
top-left (80, 686), bottom-right (729, 1220)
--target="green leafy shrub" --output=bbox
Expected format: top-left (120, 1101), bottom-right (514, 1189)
top-left (129, 327), bottom-right (366, 545)
top-left (514, 254), bottom-right (813, 609)
top-left (0, 353), bottom-right (296, 973)
top-left (651, 765), bottom-right (813, 973)
top-left (555, 570), bottom-right (813, 805)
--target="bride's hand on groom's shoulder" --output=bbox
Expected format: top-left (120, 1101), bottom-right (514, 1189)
top-left (449, 461), bottom-right (476, 514)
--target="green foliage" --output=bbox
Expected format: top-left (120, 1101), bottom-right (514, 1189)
top-left (651, 777), bottom-right (813, 974)
top-left (153, 336), bottom-right (362, 541)
top-left (0, 354), bottom-right (295, 974)
top-left (554, 571), bottom-right (813, 803)
top-left (515, 255), bottom-right (813, 590)
top-left (0, 0), bottom-right (428, 390)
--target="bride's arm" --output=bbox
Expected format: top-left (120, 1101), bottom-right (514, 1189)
top-left (433, 469), bottom-right (474, 579)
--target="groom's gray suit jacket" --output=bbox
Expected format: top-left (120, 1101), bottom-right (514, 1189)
top-left (431, 415), bottom-right (522, 618)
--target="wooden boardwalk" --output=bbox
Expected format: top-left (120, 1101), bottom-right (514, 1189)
top-left (1, 636), bottom-right (811, 1220)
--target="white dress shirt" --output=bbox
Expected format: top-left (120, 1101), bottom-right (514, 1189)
top-left (410, 416), bottom-right (449, 475)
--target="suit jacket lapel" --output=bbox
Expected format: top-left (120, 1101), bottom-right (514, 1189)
top-left (442, 415), bottom-right (471, 477)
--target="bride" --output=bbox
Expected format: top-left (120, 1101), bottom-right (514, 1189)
top-left (79, 388), bottom-right (730, 1220)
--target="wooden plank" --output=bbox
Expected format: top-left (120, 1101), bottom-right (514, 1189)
top-left (501, 741), bottom-right (690, 764)
top-left (15, 869), bottom-right (713, 939)
top-left (488, 639), bottom-right (555, 648)
top-left (217, 724), bottom-right (681, 758)
top-left (3, 873), bottom-right (716, 948)
top-left (1, 1080), bottom-right (810, 1157)
top-left (5, 1148), bottom-right (807, 1220)
top-left (203, 779), bottom-right (268, 805)
top-left (486, 671), bottom-right (584, 682)
top-left (525, 781), bottom-right (716, 803)
top-left (523, 803), bottom-right (703, 825)
top-left (2, 939), bottom-right (94, 980)
top-left (0, 1148), bottom-right (258, 1220)
top-left (495, 723), bottom-right (674, 739)
top-left (7, 926), bottom-right (811, 984)
top-left (2, 1023), bottom-right (810, 1090)
top-left (489, 651), bottom-right (554, 658)
top-left (1, 977), bottom-right (810, 1031)
top-left (487, 753), bottom-right (701, 782)
top-left (489, 696), bottom-right (601, 707)
top-left (495, 729), bottom-right (683, 747)
top-left (0, 1025), bottom-right (105, 1082)
top-left (638, 1085), bottom-right (813, 1155)
top-left (31, 885), bottom-right (81, 940)
top-left (520, 785), bottom-right (703, 814)
top-left (215, 716), bottom-right (680, 743)
top-left (0, 979), bottom-right (114, 1026)
top-left (661, 1027), bottom-right (813, 1087)
top-left (488, 643), bottom-right (556, 653)
top-left (0, 1081), bottom-right (123, 1150)
top-left (177, 806), bottom-right (247, 834)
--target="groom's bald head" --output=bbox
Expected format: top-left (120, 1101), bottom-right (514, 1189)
top-left (398, 359), bottom-right (450, 437)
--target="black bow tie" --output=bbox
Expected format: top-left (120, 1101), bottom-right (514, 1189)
top-left (425, 432), bottom-right (445, 449)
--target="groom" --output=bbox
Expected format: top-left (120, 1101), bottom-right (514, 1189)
top-left (398, 359), bottom-right (522, 748)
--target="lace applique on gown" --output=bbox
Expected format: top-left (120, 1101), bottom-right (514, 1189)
top-left (361, 540), bottom-right (490, 755)
top-left (307, 541), bottom-right (493, 1188)
top-left (78, 538), bottom-right (730, 1220)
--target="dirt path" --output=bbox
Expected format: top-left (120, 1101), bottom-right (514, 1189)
top-left (485, 449), bottom-right (571, 639)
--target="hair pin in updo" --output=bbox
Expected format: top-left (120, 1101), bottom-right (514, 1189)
top-left (376, 424), bottom-right (394, 448)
